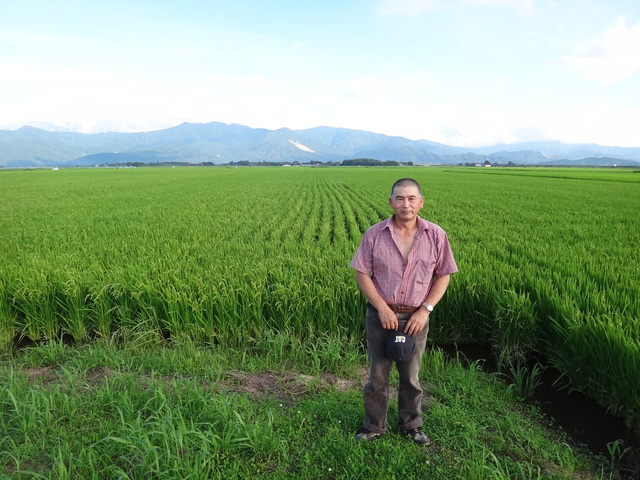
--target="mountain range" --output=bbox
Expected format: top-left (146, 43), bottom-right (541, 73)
top-left (1, 122), bottom-right (639, 167)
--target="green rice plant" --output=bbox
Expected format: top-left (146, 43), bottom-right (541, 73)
top-left (506, 362), bottom-right (544, 399)
top-left (489, 289), bottom-right (539, 369)
top-left (55, 279), bottom-right (89, 343)
top-left (12, 281), bottom-right (59, 342)
top-left (544, 311), bottom-right (640, 432)
top-left (606, 439), bottom-right (631, 473)
top-left (0, 285), bottom-right (16, 355)
top-left (86, 283), bottom-right (119, 340)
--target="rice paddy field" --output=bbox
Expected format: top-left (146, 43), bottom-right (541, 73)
top-left (1, 165), bottom-right (639, 478)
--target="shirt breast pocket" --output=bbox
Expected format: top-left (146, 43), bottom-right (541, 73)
top-left (415, 259), bottom-right (436, 285)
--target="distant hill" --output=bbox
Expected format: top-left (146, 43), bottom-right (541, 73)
top-left (1, 122), bottom-right (639, 167)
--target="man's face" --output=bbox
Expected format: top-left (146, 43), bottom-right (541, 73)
top-left (389, 185), bottom-right (424, 222)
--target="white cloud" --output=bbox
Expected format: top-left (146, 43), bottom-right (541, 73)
top-left (562, 17), bottom-right (640, 83)
top-left (520, 104), bottom-right (640, 147)
top-left (0, 31), bottom-right (76, 47)
top-left (458, 0), bottom-right (535, 17)
top-left (0, 59), bottom-right (289, 133)
top-left (343, 76), bottom-right (387, 99)
top-left (372, 98), bottom-right (640, 148)
top-left (377, 0), bottom-right (440, 16)
top-left (376, 0), bottom-right (535, 16)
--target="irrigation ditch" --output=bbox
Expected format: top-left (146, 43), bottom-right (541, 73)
top-left (441, 343), bottom-right (640, 479)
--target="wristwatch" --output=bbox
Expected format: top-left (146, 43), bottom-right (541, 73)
top-left (422, 303), bottom-right (434, 312)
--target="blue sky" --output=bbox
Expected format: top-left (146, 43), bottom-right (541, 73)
top-left (1, 0), bottom-right (639, 147)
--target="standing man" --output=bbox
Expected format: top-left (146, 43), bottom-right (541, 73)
top-left (350, 178), bottom-right (457, 445)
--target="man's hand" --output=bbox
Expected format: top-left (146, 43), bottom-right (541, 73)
top-left (355, 271), bottom-right (400, 330)
top-left (404, 308), bottom-right (430, 336)
top-left (379, 306), bottom-right (398, 330)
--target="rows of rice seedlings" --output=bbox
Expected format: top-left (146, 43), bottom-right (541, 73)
top-left (459, 166), bottom-right (640, 183)
top-left (432, 168), bottom-right (640, 433)
top-left (1, 166), bottom-right (639, 435)
top-left (1, 168), bottom-right (367, 348)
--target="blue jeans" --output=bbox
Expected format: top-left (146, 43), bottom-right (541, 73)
top-left (363, 305), bottom-right (429, 434)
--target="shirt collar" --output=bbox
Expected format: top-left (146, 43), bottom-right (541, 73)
top-left (384, 215), bottom-right (429, 231)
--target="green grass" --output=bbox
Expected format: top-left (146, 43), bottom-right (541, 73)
top-left (0, 338), bottom-right (617, 479)
top-left (1, 165), bottom-right (639, 449)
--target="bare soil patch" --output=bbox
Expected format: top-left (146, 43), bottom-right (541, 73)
top-left (218, 370), bottom-right (366, 403)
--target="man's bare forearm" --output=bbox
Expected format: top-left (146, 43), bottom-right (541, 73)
top-left (423, 275), bottom-right (450, 307)
top-left (355, 271), bottom-right (386, 310)
top-left (355, 270), bottom-right (398, 330)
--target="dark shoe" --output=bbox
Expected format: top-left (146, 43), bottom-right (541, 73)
top-left (355, 427), bottom-right (382, 442)
top-left (401, 427), bottom-right (431, 446)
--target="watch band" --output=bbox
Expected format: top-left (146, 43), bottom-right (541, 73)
top-left (422, 303), bottom-right (434, 312)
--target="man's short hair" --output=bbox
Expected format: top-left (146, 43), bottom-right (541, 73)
top-left (391, 178), bottom-right (423, 197)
